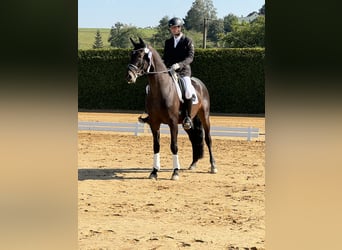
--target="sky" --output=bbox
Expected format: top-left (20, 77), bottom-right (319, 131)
top-left (78, 0), bottom-right (265, 28)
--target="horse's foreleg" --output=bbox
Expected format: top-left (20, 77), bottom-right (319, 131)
top-left (169, 123), bottom-right (180, 180)
top-left (149, 128), bottom-right (160, 179)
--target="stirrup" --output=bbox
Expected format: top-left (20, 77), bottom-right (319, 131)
top-left (182, 117), bottom-right (192, 130)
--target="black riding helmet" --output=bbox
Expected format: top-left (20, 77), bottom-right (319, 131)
top-left (168, 17), bottom-right (183, 27)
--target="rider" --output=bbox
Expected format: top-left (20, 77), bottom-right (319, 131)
top-left (139, 17), bottom-right (195, 130)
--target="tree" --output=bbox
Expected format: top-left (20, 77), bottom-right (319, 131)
top-left (150, 16), bottom-right (171, 48)
top-left (207, 19), bottom-right (224, 46)
top-left (223, 14), bottom-right (239, 33)
top-left (259, 4), bottom-right (265, 15)
top-left (108, 22), bottom-right (142, 48)
top-left (92, 29), bottom-right (104, 49)
top-left (184, 0), bottom-right (217, 32)
top-left (220, 15), bottom-right (265, 48)
top-left (249, 15), bottom-right (265, 46)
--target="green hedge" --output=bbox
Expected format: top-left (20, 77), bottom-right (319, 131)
top-left (78, 48), bottom-right (264, 114)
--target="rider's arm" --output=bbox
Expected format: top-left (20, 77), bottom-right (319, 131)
top-left (177, 38), bottom-right (194, 68)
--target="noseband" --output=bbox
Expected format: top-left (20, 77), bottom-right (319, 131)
top-left (127, 47), bottom-right (151, 78)
top-left (127, 63), bottom-right (144, 79)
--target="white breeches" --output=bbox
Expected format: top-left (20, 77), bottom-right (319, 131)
top-left (182, 76), bottom-right (196, 99)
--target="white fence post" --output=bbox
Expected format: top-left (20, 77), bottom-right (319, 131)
top-left (134, 122), bottom-right (139, 136)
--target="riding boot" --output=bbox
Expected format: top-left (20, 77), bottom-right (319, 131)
top-left (182, 98), bottom-right (193, 130)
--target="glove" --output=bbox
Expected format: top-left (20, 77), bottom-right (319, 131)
top-left (171, 63), bottom-right (180, 71)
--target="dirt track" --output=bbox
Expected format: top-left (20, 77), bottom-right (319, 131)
top-left (78, 112), bottom-right (265, 249)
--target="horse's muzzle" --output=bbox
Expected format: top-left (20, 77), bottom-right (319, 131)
top-left (126, 71), bottom-right (137, 84)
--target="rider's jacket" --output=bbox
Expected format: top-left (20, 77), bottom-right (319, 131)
top-left (163, 34), bottom-right (194, 77)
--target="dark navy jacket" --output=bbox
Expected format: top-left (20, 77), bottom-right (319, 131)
top-left (163, 34), bottom-right (194, 77)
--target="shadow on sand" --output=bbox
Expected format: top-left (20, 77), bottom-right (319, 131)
top-left (78, 167), bottom-right (213, 181)
top-left (78, 167), bottom-right (154, 181)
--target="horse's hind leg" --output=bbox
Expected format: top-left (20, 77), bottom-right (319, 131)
top-left (205, 129), bottom-right (217, 173)
top-left (200, 113), bottom-right (217, 173)
top-left (186, 116), bottom-right (204, 170)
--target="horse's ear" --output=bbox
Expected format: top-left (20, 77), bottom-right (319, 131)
top-left (130, 37), bottom-right (137, 47)
top-left (138, 37), bottom-right (145, 46)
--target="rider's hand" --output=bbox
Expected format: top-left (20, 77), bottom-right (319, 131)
top-left (171, 63), bottom-right (180, 71)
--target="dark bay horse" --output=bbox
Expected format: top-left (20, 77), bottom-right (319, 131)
top-left (126, 37), bottom-right (216, 180)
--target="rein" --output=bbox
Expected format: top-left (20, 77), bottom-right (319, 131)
top-left (145, 69), bottom-right (170, 75)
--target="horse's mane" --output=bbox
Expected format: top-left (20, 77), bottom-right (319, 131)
top-left (147, 45), bottom-right (167, 71)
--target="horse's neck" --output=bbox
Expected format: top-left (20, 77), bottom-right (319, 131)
top-left (147, 51), bottom-right (172, 95)
top-left (150, 49), bottom-right (167, 73)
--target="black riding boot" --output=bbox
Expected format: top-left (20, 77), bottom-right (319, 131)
top-left (182, 98), bottom-right (193, 130)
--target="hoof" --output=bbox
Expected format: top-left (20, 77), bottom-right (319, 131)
top-left (138, 114), bottom-right (149, 124)
top-left (149, 168), bottom-right (158, 179)
top-left (171, 169), bottom-right (179, 180)
top-left (210, 166), bottom-right (218, 174)
top-left (188, 164), bottom-right (196, 170)
top-left (171, 174), bottom-right (179, 181)
top-left (149, 173), bottom-right (157, 180)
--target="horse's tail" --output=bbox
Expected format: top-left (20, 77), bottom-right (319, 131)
top-left (187, 115), bottom-right (204, 162)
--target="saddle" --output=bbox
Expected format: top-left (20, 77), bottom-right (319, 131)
top-left (169, 70), bottom-right (186, 101)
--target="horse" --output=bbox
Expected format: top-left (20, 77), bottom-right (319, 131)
top-left (126, 37), bottom-right (217, 180)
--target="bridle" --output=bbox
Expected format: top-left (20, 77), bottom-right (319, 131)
top-left (127, 47), bottom-right (169, 79)
top-left (127, 63), bottom-right (144, 79)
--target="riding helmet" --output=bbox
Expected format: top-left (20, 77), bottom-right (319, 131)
top-left (168, 17), bottom-right (183, 27)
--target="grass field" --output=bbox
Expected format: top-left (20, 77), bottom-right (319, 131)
top-left (78, 28), bottom-right (112, 50)
top-left (78, 28), bottom-right (206, 50)
top-left (78, 28), bottom-right (158, 50)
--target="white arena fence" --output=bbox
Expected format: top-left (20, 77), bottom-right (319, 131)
top-left (78, 121), bottom-right (260, 141)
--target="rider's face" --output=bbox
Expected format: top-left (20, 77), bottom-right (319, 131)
top-left (170, 26), bottom-right (181, 36)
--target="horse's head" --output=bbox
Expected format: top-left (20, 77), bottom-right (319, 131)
top-left (126, 37), bottom-right (152, 84)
